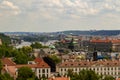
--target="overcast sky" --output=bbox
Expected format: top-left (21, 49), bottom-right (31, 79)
top-left (0, 0), bottom-right (120, 32)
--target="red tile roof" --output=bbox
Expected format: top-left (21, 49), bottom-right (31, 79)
top-left (49, 77), bottom-right (69, 80)
top-left (90, 39), bottom-right (120, 43)
top-left (58, 60), bottom-right (120, 67)
top-left (34, 57), bottom-right (42, 63)
top-left (16, 58), bottom-right (50, 68)
top-left (90, 39), bottom-right (111, 43)
top-left (36, 60), bottom-right (50, 68)
top-left (34, 58), bottom-right (50, 68)
top-left (111, 40), bottom-right (120, 43)
top-left (1, 58), bottom-right (16, 66)
top-left (16, 64), bottom-right (36, 68)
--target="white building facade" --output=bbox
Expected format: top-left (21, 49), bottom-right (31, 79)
top-left (56, 60), bottom-right (120, 78)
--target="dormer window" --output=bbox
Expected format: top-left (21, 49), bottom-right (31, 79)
top-left (115, 63), bottom-right (117, 65)
top-left (71, 64), bottom-right (73, 66)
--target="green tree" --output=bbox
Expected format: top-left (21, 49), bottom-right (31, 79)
top-left (31, 42), bottom-right (42, 49)
top-left (103, 75), bottom-right (115, 80)
top-left (17, 67), bottom-right (35, 80)
top-left (67, 69), bottom-right (101, 80)
top-left (0, 33), bottom-right (11, 45)
top-left (14, 52), bottom-right (28, 64)
top-left (49, 55), bottom-right (61, 64)
top-left (31, 42), bottom-right (48, 49)
top-left (0, 73), bottom-right (14, 80)
top-left (20, 46), bottom-right (33, 54)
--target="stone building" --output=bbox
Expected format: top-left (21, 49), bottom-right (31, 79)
top-left (56, 59), bottom-right (120, 78)
top-left (1, 57), bottom-right (51, 79)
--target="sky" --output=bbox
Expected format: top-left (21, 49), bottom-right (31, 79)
top-left (0, 0), bottom-right (120, 32)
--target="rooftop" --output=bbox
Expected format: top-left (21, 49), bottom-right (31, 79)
top-left (57, 59), bottom-right (120, 67)
top-left (49, 77), bottom-right (70, 80)
top-left (1, 58), bottom-right (16, 66)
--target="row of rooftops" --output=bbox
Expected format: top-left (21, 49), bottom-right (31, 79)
top-left (1, 57), bottom-right (50, 68)
top-left (57, 59), bottom-right (120, 67)
top-left (61, 36), bottom-right (120, 43)
top-left (90, 39), bottom-right (120, 43)
top-left (1, 58), bottom-right (70, 80)
top-left (2, 57), bottom-right (120, 68)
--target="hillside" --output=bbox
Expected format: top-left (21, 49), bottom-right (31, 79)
top-left (0, 33), bottom-right (11, 44)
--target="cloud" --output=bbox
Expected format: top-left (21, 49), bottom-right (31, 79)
top-left (0, 0), bottom-right (120, 32)
top-left (0, 0), bottom-right (21, 15)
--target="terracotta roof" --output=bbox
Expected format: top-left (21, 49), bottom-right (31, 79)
top-left (49, 77), bottom-right (69, 80)
top-left (16, 58), bottom-right (50, 68)
top-left (90, 39), bottom-right (120, 43)
top-left (1, 58), bottom-right (16, 66)
top-left (16, 63), bottom-right (50, 68)
top-left (58, 60), bottom-right (120, 67)
top-left (90, 39), bottom-right (111, 43)
top-left (111, 40), bottom-right (120, 43)
top-left (34, 57), bottom-right (43, 63)
top-left (16, 64), bottom-right (36, 68)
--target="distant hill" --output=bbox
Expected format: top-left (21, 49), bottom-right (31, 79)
top-left (3, 30), bottom-right (120, 36)
top-left (90, 30), bottom-right (120, 36)
top-left (59, 30), bottom-right (120, 36)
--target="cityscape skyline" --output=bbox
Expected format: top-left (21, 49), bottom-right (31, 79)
top-left (0, 0), bottom-right (120, 32)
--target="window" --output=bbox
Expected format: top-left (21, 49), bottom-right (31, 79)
top-left (115, 63), bottom-right (117, 65)
top-left (108, 67), bottom-right (109, 70)
top-left (64, 68), bottom-right (66, 71)
top-left (104, 67), bottom-right (106, 70)
top-left (61, 68), bottom-right (63, 71)
top-left (39, 74), bottom-right (41, 78)
top-left (111, 67), bottom-right (113, 70)
top-left (42, 69), bottom-right (45, 73)
top-left (76, 68), bottom-right (77, 71)
top-left (46, 74), bottom-right (48, 78)
top-left (89, 68), bottom-right (92, 70)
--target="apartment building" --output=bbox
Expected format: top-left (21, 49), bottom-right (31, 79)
top-left (56, 59), bottom-right (120, 78)
top-left (1, 57), bottom-right (51, 79)
top-left (82, 38), bottom-right (120, 52)
top-left (112, 40), bottom-right (120, 52)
